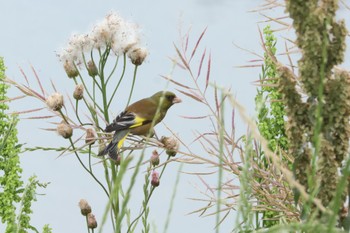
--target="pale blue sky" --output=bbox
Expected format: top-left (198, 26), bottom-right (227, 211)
top-left (5, 1), bottom-right (350, 233)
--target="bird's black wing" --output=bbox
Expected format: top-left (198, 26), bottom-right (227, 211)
top-left (98, 129), bottom-right (130, 159)
top-left (105, 111), bottom-right (151, 132)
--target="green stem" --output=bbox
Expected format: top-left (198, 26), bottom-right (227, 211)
top-left (106, 55), bottom-right (120, 85)
top-left (311, 18), bottom-right (328, 187)
top-left (100, 67), bottom-right (110, 123)
top-left (82, 51), bottom-right (102, 91)
top-left (108, 54), bottom-right (127, 109)
top-left (75, 67), bottom-right (103, 113)
top-left (110, 160), bottom-right (119, 228)
top-left (216, 93), bottom-right (225, 233)
top-left (163, 163), bottom-right (183, 233)
top-left (67, 137), bottom-right (110, 198)
top-left (86, 215), bottom-right (91, 233)
top-left (75, 99), bottom-right (92, 126)
top-left (125, 65), bottom-right (138, 108)
top-left (127, 156), bottom-right (171, 233)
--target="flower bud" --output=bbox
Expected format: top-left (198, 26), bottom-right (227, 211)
top-left (57, 121), bottom-right (73, 139)
top-left (78, 199), bottom-right (91, 216)
top-left (151, 170), bottom-right (160, 187)
top-left (115, 155), bottom-right (121, 165)
top-left (73, 84), bottom-right (84, 100)
top-left (46, 93), bottom-right (64, 111)
top-left (63, 60), bottom-right (79, 78)
top-left (87, 213), bottom-right (98, 229)
top-left (87, 60), bottom-right (98, 77)
top-left (161, 136), bottom-right (179, 157)
top-left (127, 47), bottom-right (148, 66)
top-left (85, 128), bottom-right (96, 145)
top-left (150, 150), bottom-right (160, 166)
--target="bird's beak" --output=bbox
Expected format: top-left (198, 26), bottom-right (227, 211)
top-left (172, 96), bottom-right (182, 104)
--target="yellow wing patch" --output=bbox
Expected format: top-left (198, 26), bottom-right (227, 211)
top-left (129, 115), bottom-right (147, 129)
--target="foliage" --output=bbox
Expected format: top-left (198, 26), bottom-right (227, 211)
top-left (254, 26), bottom-right (291, 228)
top-left (280, 0), bottom-right (350, 221)
top-left (0, 57), bottom-right (49, 232)
top-left (0, 57), bottom-right (23, 232)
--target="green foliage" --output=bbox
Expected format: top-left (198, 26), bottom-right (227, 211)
top-left (0, 57), bottom-right (49, 233)
top-left (255, 26), bottom-right (288, 155)
top-left (254, 26), bottom-right (289, 228)
top-left (281, 0), bottom-right (350, 216)
top-left (0, 57), bottom-right (24, 231)
top-left (42, 224), bottom-right (52, 233)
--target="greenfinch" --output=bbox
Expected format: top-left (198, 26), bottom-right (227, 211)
top-left (98, 91), bottom-right (181, 159)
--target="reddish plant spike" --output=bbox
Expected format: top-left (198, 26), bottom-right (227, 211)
top-left (50, 79), bottom-right (58, 93)
top-left (13, 107), bottom-right (46, 115)
top-left (185, 33), bottom-right (189, 52)
top-left (31, 64), bottom-right (45, 97)
top-left (205, 52), bottom-right (211, 92)
top-left (189, 26), bottom-right (208, 63)
top-left (25, 115), bottom-right (56, 120)
top-left (231, 108), bottom-right (235, 134)
top-left (176, 88), bottom-right (204, 104)
top-left (0, 95), bottom-right (26, 103)
top-left (197, 48), bottom-right (207, 79)
top-left (28, 87), bottom-right (45, 101)
top-left (168, 56), bottom-right (186, 70)
top-left (19, 66), bottom-right (30, 86)
top-left (66, 92), bottom-right (76, 112)
top-left (161, 75), bottom-right (194, 90)
top-left (173, 44), bottom-right (190, 71)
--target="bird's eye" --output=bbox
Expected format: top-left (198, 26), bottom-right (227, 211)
top-left (166, 95), bottom-right (174, 101)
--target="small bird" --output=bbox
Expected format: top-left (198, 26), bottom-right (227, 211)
top-left (98, 91), bottom-right (181, 159)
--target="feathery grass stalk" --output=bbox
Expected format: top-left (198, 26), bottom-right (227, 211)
top-left (328, 154), bottom-right (350, 231)
top-left (116, 151), bottom-right (146, 230)
top-left (127, 155), bottom-right (172, 232)
top-left (163, 163), bottom-right (183, 233)
top-left (98, 156), bottom-right (132, 233)
top-left (216, 92), bottom-right (225, 233)
top-left (110, 161), bottom-right (119, 227)
top-left (141, 168), bottom-right (151, 233)
top-left (235, 132), bottom-right (254, 231)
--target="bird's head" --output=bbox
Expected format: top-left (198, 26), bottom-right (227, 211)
top-left (151, 91), bottom-right (182, 110)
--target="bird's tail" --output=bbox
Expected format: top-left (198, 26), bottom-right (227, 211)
top-left (98, 129), bottom-right (130, 160)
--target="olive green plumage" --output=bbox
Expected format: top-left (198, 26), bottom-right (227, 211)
top-left (99, 91), bottom-right (181, 159)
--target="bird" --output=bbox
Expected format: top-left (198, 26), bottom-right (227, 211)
top-left (98, 91), bottom-right (181, 160)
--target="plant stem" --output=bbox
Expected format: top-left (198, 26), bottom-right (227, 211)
top-left (216, 92), bottom-right (225, 233)
top-left (125, 65), bottom-right (138, 108)
top-left (108, 54), bottom-right (127, 109)
top-left (67, 137), bottom-right (110, 198)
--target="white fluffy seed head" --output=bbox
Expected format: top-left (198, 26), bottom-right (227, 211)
top-left (57, 121), bottom-right (73, 139)
top-left (59, 11), bottom-right (145, 58)
top-left (46, 93), bottom-right (64, 111)
top-left (127, 46), bottom-right (148, 66)
top-left (73, 84), bottom-right (84, 100)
